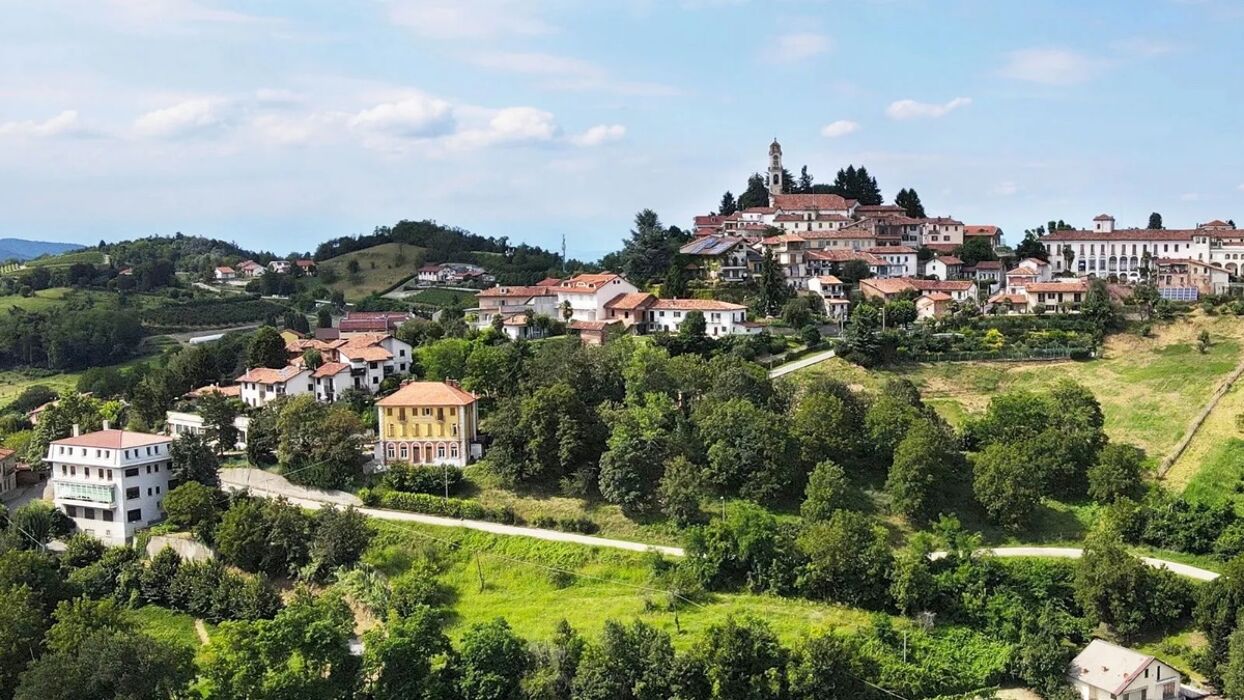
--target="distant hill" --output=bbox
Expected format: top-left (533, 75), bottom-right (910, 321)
top-left (0, 239), bottom-right (84, 262)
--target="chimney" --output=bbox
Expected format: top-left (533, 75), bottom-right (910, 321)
top-left (102, 420), bottom-right (111, 431)
top-left (72, 423), bottom-right (80, 437)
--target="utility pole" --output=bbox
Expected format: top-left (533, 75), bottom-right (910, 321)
top-left (561, 234), bottom-right (567, 274)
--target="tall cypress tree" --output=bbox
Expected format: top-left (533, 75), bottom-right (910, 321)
top-left (719, 191), bottom-right (738, 216)
top-left (737, 173), bottom-right (770, 210)
top-left (895, 188), bottom-right (927, 218)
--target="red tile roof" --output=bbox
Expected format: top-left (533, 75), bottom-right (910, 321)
top-left (377, 381), bottom-right (477, 407)
top-left (866, 246), bottom-right (917, 254)
top-left (805, 249), bottom-right (886, 265)
top-left (770, 193), bottom-right (855, 211)
top-left (238, 365), bottom-right (307, 384)
top-left (933, 256), bottom-right (964, 265)
top-left (53, 429), bottom-right (170, 449)
top-left (477, 285), bottom-right (556, 299)
top-left (1026, 281), bottom-right (1089, 293)
top-left (910, 279), bottom-right (974, 292)
top-left (974, 261), bottom-right (1003, 270)
top-left (570, 320), bottom-right (620, 331)
top-left (339, 345), bottom-right (392, 362)
top-left (604, 292), bottom-right (656, 311)
top-left (558, 273), bottom-right (624, 293)
top-left (920, 292), bottom-right (953, 302)
top-left (651, 299), bottom-right (747, 311)
top-left (965, 225), bottom-right (1000, 236)
top-left (312, 361), bottom-right (351, 378)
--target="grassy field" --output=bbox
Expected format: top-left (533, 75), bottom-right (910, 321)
top-left (363, 520), bottom-right (876, 649)
top-left (408, 287), bottom-right (478, 308)
top-left (320, 243), bottom-right (427, 301)
top-left (794, 313), bottom-right (1244, 464)
top-left (0, 250), bottom-right (106, 276)
top-left (126, 605), bottom-right (210, 648)
top-left (0, 352), bottom-right (159, 407)
top-left (0, 287), bottom-right (75, 312)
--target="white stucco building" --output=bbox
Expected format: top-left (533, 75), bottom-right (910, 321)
top-left (1067, 640), bottom-right (1183, 700)
top-left (237, 365), bottom-right (313, 408)
top-left (49, 427), bottom-right (174, 545)
top-left (642, 298), bottom-right (759, 336)
top-left (555, 273), bottom-right (640, 322)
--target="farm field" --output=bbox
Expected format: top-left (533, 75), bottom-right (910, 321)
top-left (0, 287), bottom-right (76, 312)
top-left (407, 287), bottom-right (478, 308)
top-left (0, 249), bottom-right (106, 275)
top-left (365, 520), bottom-right (882, 649)
top-left (320, 242), bottom-right (427, 301)
top-left (793, 313), bottom-right (1244, 465)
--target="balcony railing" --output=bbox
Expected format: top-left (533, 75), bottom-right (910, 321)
top-left (54, 481), bottom-right (116, 506)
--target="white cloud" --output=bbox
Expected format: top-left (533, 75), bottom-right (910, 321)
top-left (1180, 192), bottom-right (1203, 202)
top-left (992, 181), bottom-right (1018, 196)
top-left (998, 48), bottom-right (1100, 85)
top-left (448, 107), bottom-right (560, 150)
top-left (820, 120), bottom-right (859, 138)
top-left (769, 32), bottom-right (830, 63)
top-left (133, 99), bottom-right (224, 138)
top-left (0, 110), bottom-right (91, 138)
top-left (388, 0), bottom-right (553, 39)
top-left (469, 50), bottom-right (680, 97)
top-left (348, 94), bottom-right (456, 140)
top-left (1111, 37), bottom-right (1177, 57)
top-left (885, 97), bottom-right (972, 120)
top-left (570, 124), bottom-right (626, 147)
top-left (97, 0), bottom-right (272, 29)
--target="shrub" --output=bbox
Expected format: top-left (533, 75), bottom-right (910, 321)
top-left (359, 488), bottom-right (519, 524)
top-left (381, 462), bottom-right (465, 496)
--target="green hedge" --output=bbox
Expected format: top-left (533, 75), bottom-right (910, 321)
top-left (142, 297), bottom-right (287, 328)
top-left (359, 487), bottom-right (519, 524)
top-left (381, 463), bottom-right (465, 495)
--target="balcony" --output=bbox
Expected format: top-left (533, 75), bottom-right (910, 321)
top-left (54, 481), bottom-right (116, 507)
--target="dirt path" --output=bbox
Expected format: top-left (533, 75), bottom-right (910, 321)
top-left (768, 349), bottom-right (837, 378)
top-left (194, 619), bottom-right (210, 645)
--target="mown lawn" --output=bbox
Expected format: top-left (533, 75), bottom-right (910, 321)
top-left (320, 243), bottom-right (427, 301)
top-left (363, 520), bottom-right (876, 649)
top-left (126, 605), bottom-right (210, 648)
top-left (1182, 438), bottom-right (1244, 514)
top-left (0, 287), bottom-right (74, 312)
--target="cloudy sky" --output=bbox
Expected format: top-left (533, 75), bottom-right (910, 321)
top-left (2, 0), bottom-right (1243, 259)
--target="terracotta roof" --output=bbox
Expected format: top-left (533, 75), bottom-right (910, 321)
top-left (535, 277), bottom-right (563, 287)
top-left (312, 361), bottom-right (351, 378)
top-left (861, 278), bottom-right (916, 295)
top-left (650, 298), bottom-right (747, 311)
top-left (478, 285), bottom-right (556, 299)
top-left (770, 193), bottom-right (854, 211)
top-left (964, 225), bottom-right (1000, 235)
top-left (558, 273), bottom-right (625, 293)
top-left (295, 259), bottom-right (315, 267)
top-left (741, 207), bottom-right (777, 214)
top-left (805, 249), bottom-right (886, 265)
top-left (988, 293), bottom-right (1029, 305)
top-left (188, 383), bottom-right (241, 398)
top-left (910, 279), bottom-right (974, 292)
top-left (604, 292), bottom-right (656, 311)
top-left (238, 365), bottom-right (307, 384)
top-left (760, 233), bottom-right (808, 245)
top-left (923, 243), bottom-right (959, 254)
top-left (974, 261), bottom-right (1003, 270)
top-left (377, 381), bottom-right (477, 407)
top-left (800, 229), bottom-right (876, 241)
top-left (1042, 228), bottom-right (1195, 242)
top-left (814, 275), bottom-right (843, 285)
top-left (1093, 214), bottom-right (1115, 221)
top-left (338, 333), bottom-right (391, 349)
top-left (924, 217), bottom-right (963, 226)
top-left (53, 429), bottom-right (170, 449)
top-left (1070, 640), bottom-right (1156, 696)
top-left (865, 246), bottom-right (917, 254)
top-left (1026, 281), bottom-right (1089, 293)
top-left (693, 214), bottom-right (726, 227)
top-left (340, 345), bottom-right (393, 362)
top-left (920, 292), bottom-right (953, 302)
top-left (855, 204), bottom-right (906, 214)
top-left (570, 320), bottom-right (619, 331)
top-left (215, 266), bottom-right (234, 273)
top-left (932, 256), bottom-right (964, 265)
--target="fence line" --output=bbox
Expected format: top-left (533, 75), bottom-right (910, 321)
top-left (898, 346), bottom-right (1093, 363)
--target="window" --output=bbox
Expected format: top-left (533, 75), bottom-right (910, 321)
top-left (399, 443), bottom-right (409, 460)
top-left (126, 486), bottom-right (140, 500)
top-left (147, 487), bottom-right (153, 496)
top-left (83, 507), bottom-right (95, 520)
top-left (69, 465), bottom-right (76, 476)
top-left (386, 443), bottom-right (396, 459)
top-left (65, 505), bottom-right (77, 517)
top-left (437, 444), bottom-right (446, 458)
top-left (127, 509), bottom-right (142, 523)
top-left (125, 467), bottom-right (139, 477)
top-left (102, 510), bottom-right (113, 522)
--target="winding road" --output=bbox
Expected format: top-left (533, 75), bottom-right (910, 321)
top-left (221, 469), bottom-right (1221, 579)
top-left (768, 348), bottom-right (837, 378)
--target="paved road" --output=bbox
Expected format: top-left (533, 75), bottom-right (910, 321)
top-left (768, 348), bottom-right (837, 379)
top-left (221, 470), bottom-right (1221, 577)
top-left (220, 468), bottom-right (685, 557)
top-left (930, 546), bottom-right (1220, 581)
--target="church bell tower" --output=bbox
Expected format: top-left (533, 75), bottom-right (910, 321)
top-left (767, 138), bottom-right (783, 200)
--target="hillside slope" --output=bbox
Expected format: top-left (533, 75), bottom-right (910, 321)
top-left (319, 242), bottom-right (426, 300)
top-left (0, 238), bottom-right (84, 261)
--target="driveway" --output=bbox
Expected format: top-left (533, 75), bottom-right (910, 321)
top-left (220, 468), bottom-right (684, 557)
top-left (768, 348), bottom-right (836, 379)
top-left (930, 546), bottom-right (1219, 581)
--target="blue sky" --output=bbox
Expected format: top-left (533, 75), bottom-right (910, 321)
top-left (2, 0), bottom-right (1243, 260)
